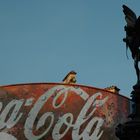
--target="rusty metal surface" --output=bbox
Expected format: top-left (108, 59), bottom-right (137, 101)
top-left (0, 83), bottom-right (130, 140)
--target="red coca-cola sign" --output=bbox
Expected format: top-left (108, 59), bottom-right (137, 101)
top-left (0, 83), bottom-right (130, 140)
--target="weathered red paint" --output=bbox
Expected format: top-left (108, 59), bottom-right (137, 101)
top-left (0, 83), bottom-right (130, 140)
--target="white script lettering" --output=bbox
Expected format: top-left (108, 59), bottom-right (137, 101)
top-left (0, 85), bottom-right (108, 140)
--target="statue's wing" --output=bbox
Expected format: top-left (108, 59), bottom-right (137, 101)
top-left (135, 16), bottom-right (140, 34)
top-left (123, 5), bottom-right (137, 27)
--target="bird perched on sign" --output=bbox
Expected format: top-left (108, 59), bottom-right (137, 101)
top-left (62, 71), bottom-right (77, 84)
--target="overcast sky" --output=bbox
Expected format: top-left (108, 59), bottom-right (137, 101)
top-left (0, 0), bottom-right (140, 97)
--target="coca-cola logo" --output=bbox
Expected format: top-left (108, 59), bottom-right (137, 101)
top-left (0, 85), bottom-right (108, 140)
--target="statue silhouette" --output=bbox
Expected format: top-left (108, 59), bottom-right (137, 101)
top-left (123, 5), bottom-right (140, 83)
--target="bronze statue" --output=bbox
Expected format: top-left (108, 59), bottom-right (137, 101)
top-left (115, 5), bottom-right (140, 140)
top-left (123, 5), bottom-right (140, 83)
